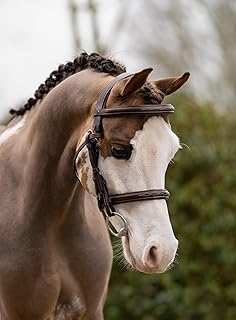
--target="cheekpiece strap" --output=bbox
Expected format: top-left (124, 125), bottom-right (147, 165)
top-left (93, 72), bottom-right (132, 133)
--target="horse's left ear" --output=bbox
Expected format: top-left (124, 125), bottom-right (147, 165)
top-left (120, 68), bottom-right (153, 97)
top-left (153, 72), bottom-right (190, 95)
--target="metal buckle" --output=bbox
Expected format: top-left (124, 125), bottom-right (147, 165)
top-left (106, 212), bottom-right (128, 238)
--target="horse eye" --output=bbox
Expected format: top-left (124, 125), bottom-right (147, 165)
top-left (110, 145), bottom-right (133, 160)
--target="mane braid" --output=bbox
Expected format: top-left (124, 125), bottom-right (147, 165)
top-left (9, 52), bottom-right (126, 117)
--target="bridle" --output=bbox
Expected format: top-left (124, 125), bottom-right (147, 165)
top-left (74, 72), bottom-right (175, 237)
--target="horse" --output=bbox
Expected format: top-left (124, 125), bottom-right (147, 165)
top-left (0, 52), bottom-right (189, 320)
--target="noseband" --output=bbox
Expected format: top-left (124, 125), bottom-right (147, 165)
top-left (74, 72), bottom-right (174, 237)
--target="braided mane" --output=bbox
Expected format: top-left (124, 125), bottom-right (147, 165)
top-left (10, 52), bottom-right (126, 117)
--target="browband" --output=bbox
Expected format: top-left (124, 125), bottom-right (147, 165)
top-left (94, 104), bottom-right (175, 117)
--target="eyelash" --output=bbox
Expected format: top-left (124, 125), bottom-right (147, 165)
top-left (110, 144), bottom-right (133, 160)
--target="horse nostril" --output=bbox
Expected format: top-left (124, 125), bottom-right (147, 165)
top-left (149, 246), bottom-right (158, 261)
top-left (142, 240), bottom-right (178, 272)
top-left (143, 245), bottom-right (159, 268)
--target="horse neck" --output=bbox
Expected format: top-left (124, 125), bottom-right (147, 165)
top-left (18, 70), bottom-right (112, 225)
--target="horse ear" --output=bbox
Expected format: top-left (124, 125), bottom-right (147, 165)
top-left (120, 68), bottom-right (153, 97)
top-left (153, 72), bottom-right (190, 95)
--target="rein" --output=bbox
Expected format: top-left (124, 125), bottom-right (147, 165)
top-left (74, 72), bottom-right (174, 237)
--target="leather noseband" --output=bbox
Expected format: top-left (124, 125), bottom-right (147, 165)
top-left (74, 72), bottom-right (174, 237)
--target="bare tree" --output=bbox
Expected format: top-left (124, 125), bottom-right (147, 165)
top-left (87, 0), bottom-right (106, 54)
top-left (68, 0), bottom-right (106, 54)
top-left (199, 0), bottom-right (236, 107)
top-left (68, 0), bottom-right (81, 54)
top-left (125, 0), bottom-right (236, 108)
top-left (68, 0), bottom-right (130, 56)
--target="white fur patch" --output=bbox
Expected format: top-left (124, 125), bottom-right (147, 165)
top-left (0, 117), bottom-right (26, 146)
top-left (76, 133), bottom-right (96, 195)
top-left (48, 296), bottom-right (84, 320)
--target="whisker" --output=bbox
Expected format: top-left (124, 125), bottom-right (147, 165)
top-left (112, 238), bottom-right (134, 271)
top-left (174, 255), bottom-right (179, 264)
top-left (166, 263), bottom-right (174, 271)
top-left (180, 142), bottom-right (191, 151)
top-left (167, 253), bottom-right (180, 271)
top-left (109, 51), bottom-right (128, 59)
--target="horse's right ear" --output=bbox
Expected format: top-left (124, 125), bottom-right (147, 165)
top-left (120, 68), bottom-right (153, 97)
top-left (153, 72), bottom-right (190, 95)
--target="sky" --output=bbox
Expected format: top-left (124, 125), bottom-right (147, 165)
top-left (1, 0), bottom-right (229, 123)
top-left (0, 0), bottom-right (133, 123)
top-left (0, 0), bottom-right (147, 123)
top-left (0, 0), bottom-right (73, 121)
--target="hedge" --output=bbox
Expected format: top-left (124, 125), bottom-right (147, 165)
top-left (105, 95), bottom-right (236, 320)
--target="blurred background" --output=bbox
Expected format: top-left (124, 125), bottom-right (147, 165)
top-left (1, 0), bottom-right (235, 319)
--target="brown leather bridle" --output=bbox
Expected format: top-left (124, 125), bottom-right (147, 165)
top-left (74, 72), bottom-right (175, 237)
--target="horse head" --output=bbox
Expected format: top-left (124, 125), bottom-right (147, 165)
top-left (76, 67), bottom-right (190, 274)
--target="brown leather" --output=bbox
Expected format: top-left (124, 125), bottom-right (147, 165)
top-left (94, 104), bottom-right (175, 117)
top-left (74, 72), bottom-right (174, 218)
top-left (96, 73), bottom-right (132, 111)
top-left (110, 189), bottom-right (170, 205)
top-left (93, 72), bottom-right (131, 133)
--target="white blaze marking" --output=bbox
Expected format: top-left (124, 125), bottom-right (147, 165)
top-left (98, 116), bottom-right (180, 273)
top-left (76, 116), bottom-right (180, 273)
top-left (0, 117), bottom-right (26, 146)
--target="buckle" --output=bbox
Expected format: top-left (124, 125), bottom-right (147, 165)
top-left (106, 212), bottom-right (128, 238)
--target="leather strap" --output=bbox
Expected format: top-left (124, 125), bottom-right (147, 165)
top-left (94, 104), bottom-right (175, 117)
top-left (96, 72), bottom-right (132, 111)
top-left (85, 134), bottom-right (115, 216)
top-left (93, 72), bottom-right (131, 133)
top-left (110, 189), bottom-right (170, 205)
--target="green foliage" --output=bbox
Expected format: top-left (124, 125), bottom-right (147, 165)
top-left (105, 96), bottom-right (236, 319)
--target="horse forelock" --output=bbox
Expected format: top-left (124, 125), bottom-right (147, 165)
top-left (140, 82), bottom-right (164, 104)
